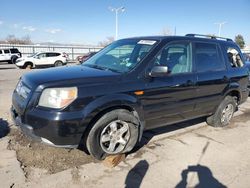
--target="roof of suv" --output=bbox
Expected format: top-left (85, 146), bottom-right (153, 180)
top-left (121, 34), bottom-right (236, 45)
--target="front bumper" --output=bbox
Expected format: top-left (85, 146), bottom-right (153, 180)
top-left (10, 105), bottom-right (84, 148)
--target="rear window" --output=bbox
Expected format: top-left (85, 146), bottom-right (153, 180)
top-left (195, 43), bottom-right (225, 72)
top-left (10, 48), bottom-right (20, 53)
top-left (224, 46), bottom-right (244, 68)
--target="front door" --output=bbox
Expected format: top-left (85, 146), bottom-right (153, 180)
top-left (34, 53), bottom-right (47, 66)
top-left (142, 41), bottom-right (197, 130)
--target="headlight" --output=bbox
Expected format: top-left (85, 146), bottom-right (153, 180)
top-left (38, 87), bottom-right (78, 109)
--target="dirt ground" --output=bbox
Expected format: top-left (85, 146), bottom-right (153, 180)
top-left (0, 62), bottom-right (96, 180)
top-left (1, 62), bottom-right (250, 188)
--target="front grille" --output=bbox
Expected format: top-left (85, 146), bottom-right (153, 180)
top-left (16, 80), bottom-right (31, 100)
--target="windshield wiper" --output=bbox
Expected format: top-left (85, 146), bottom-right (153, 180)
top-left (83, 64), bottom-right (122, 73)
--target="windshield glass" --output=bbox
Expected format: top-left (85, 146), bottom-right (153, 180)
top-left (82, 39), bottom-right (157, 73)
top-left (28, 52), bottom-right (39, 57)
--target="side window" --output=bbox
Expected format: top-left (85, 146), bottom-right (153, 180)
top-left (38, 53), bottom-right (46, 58)
top-left (225, 46), bottom-right (244, 68)
top-left (46, 53), bottom-right (56, 57)
top-left (195, 43), bottom-right (224, 72)
top-left (0, 50), bottom-right (2, 54)
top-left (153, 42), bottom-right (192, 75)
top-left (4, 50), bottom-right (10, 54)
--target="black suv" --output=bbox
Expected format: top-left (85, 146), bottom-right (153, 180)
top-left (11, 34), bottom-right (249, 160)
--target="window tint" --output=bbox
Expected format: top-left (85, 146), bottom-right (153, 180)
top-left (0, 50), bottom-right (2, 54)
top-left (225, 46), bottom-right (244, 68)
top-left (195, 43), bottom-right (224, 72)
top-left (46, 53), bottom-right (60, 57)
top-left (153, 42), bottom-right (192, 74)
top-left (10, 49), bottom-right (19, 53)
top-left (4, 49), bottom-right (10, 54)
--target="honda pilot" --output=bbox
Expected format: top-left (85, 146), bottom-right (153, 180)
top-left (11, 34), bottom-right (249, 160)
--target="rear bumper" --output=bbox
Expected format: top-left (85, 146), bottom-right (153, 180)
top-left (10, 106), bottom-right (84, 148)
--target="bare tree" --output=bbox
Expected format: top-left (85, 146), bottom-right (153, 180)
top-left (98, 36), bottom-right (115, 47)
top-left (4, 35), bottom-right (32, 44)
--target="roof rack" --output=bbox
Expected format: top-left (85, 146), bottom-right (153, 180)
top-left (185, 34), bottom-right (233, 42)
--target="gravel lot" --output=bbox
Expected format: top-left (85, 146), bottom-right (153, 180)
top-left (0, 62), bottom-right (250, 188)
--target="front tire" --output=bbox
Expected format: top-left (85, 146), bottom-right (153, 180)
top-left (206, 96), bottom-right (237, 127)
top-left (86, 109), bottom-right (139, 160)
top-left (23, 62), bottom-right (33, 69)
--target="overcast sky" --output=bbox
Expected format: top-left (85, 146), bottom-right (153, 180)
top-left (0, 0), bottom-right (249, 45)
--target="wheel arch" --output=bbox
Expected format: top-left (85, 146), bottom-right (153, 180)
top-left (79, 94), bottom-right (145, 147)
top-left (223, 82), bottom-right (241, 104)
top-left (24, 61), bottom-right (34, 68)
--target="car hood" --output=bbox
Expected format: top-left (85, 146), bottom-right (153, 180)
top-left (21, 65), bottom-right (121, 89)
top-left (17, 56), bottom-right (34, 61)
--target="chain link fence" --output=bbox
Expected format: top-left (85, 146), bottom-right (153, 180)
top-left (0, 43), bottom-right (102, 61)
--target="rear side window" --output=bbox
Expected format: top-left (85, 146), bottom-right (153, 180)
top-left (47, 53), bottom-right (60, 57)
top-left (0, 50), bottom-right (2, 54)
top-left (224, 46), bottom-right (244, 68)
top-left (195, 43), bottom-right (225, 72)
top-left (4, 49), bottom-right (10, 54)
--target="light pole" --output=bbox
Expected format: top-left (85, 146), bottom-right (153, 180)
top-left (214, 22), bottom-right (227, 37)
top-left (109, 6), bottom-right (125, 40)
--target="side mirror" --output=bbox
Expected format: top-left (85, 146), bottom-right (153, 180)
top-left (149, 66), bottom-right (169, 77)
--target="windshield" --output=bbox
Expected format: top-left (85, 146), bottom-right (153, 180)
top-left (28, 52), bottom-right (39, 57)
top-left (82, 39), bottom-right (157, 73)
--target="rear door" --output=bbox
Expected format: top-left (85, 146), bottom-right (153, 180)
top-left (194, 42), bottom-right (228, 115)
top-left (0, 50), bottom-right (4, 61)
top-left (143, 41), bottom-right (197, 129)
top-left (3, 49), bottom-right (11, 61)
top-left (47, 53), bottom-right (60, 64)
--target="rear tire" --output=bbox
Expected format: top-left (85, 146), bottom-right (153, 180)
top-left (54, 61), bottom-right (63, 67)
top-left (11, 56), bottom-right (18, 64)
top-left (206, 96), bottom-right (237, 127)
top-left (86, 109), bottom-right (139, 160)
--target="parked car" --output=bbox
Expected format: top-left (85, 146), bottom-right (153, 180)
top-left (77, 52), bottom-right (97, 63)
top-left (0, 48), bottom-right (22, 64)
top-left (243, 53), bottom-right (250, 62)
top-left (11, 34), bottom-right (249, 160)
top-left (15, 52), bottom-right (68, 69)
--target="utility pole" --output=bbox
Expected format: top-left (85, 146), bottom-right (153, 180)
top-left (214, 22), bottom-right (227, 37)
top-left (109, 6), bottom-right (125, 40)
